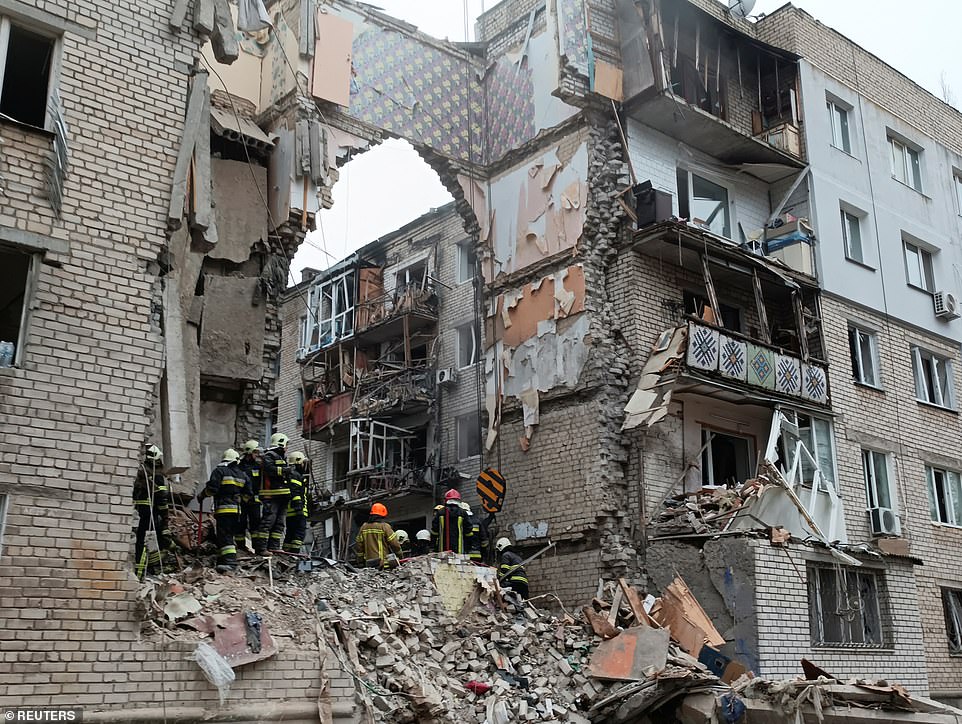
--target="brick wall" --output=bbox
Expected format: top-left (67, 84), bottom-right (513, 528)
top-left (820, 294), bottom-right (962, 697)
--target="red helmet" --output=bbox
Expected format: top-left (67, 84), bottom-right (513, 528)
top-left (370, 502), bottom-right (388, 517)
top-left (444, 489), bottom-right (461, 502)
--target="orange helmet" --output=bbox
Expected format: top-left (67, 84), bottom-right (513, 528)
top-left (444, 489), bottom-right (461, 502)
top-left (370, 502), bottom-right (388, 517)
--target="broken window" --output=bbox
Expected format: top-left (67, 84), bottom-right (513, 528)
top-left (848, 326), bottom-right (879, 387)
top-left (677, 170), bottom-right (731, 239)
top-left (396, 261), bottom-right (427, 292)
top-left (927, 466), bottom-right (962, 526)
top-left (0, 20), bottom-right (57, 129)
top-left (808, 565), bottom-right (885, 647)
top-left (0, 245), bottom-right (36, 367)
top-left (701, 429), bottom-right (752, 488)
top-left (943, 588), bottom-right (962, 655)
top-left (683, 290), bottom-right (741, 333)
top-left (912, 346), bottom-right (954, 409)
top-left (778, 411), bottom-right (836, 489)
top-left (457, 322), bottom-right (480, 369)
top-left (295, 384), bottom-right (315, 424)
top-left (457, 241), bottom-right (477, 285)
top-left (300, 269), bottom-right (356, 352)
top-left (456, 412), bottom-right (481, 460)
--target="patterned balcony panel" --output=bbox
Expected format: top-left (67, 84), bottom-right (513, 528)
top-left (802, 364), bottom-right (829, 405)
top-left (775, 354), bottom-right (802, 396)
top-left (746, 344), bottom-right (776, 390)
top-left (718, 334), bottom-right (748, 382)
top-left (687, 324), bottom-right (720, 371)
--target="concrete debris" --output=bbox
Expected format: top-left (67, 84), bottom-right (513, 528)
top-left (136, 556), bottom-right (962, 723)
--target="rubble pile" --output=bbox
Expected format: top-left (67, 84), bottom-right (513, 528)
top-left (135, 554), bottom-right (962, 723)
top-left (651, 486), bottom-right (748, 537)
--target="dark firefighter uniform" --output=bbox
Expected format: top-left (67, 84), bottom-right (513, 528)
top-left (498, 547), bottom-right (529, 599)
top-left (238, 448), bottom-right (262, 550)
top-left (283, 460), bottom-right (309, 553)
top-left (254, 445), bottom-right (290, 554)
top-left (133, 461), bottom-right (170, 578)
top-left (461, 503), bottom-right (485, 563)
top-left (431, 503), bottom-right (473, 554)
top-left (200, 455), bottom-right (251, 569)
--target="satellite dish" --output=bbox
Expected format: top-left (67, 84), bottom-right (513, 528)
top-left (728, 0), bottom-right (756, 18)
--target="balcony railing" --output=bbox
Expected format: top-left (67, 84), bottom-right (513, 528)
top-left (684, 320), bottom-right (829, 405)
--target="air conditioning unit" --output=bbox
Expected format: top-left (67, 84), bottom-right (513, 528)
top-left (869, 506), bottom-right (901, 537)
top-left (933, 291), bottom-right (961, 320)
top-left (436, 367), bottom-right (458, 385)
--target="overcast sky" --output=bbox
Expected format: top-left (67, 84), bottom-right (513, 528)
top-left (291, 0), bottom-right (960, 280)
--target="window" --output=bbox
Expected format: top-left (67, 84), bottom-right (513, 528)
top-left (0, 245), bottom-right (36, 368)
top-left (295, 384), bottom-right (315, 424)
top-left (955, 174), bottom-right (962, 216)
top-left (912, 346), bottom-right (955, 409)
top-left (677, 170), bottom-right (731, 239)
top-left (840, 209), bottom-right (864, 264)
top-left (809, 566), bottom-right (885, 647)
top-left (848, 327), bottom-right (880, 387)
top-left (927, 466), bottom-right (962, 526)
top-left (0, 19), bottom-right (57, 128)
top-left (701, 430), bottom-right (752, 488)
top-left (862, 450), bottom-right (894, 509)
top-left (826, 100), bottom-right (851, 153)
top-left (301, 269), bottom-right (356, 350)
top-left (457, 241), bottom-right (477, 284)
top-left (943, 588), bottom-right (962, 655)
top-left (456, 322), bottom-right (480, 369)
top-left (902, 240), bottom-right (935, 292)
top-left (396, 261), bottom-right (427, 291)
top-left (778, 411), bottom-right (836, 489)
top-left (889, 135), bottom-right (922, 191)
top-left (456, 413), bottom-right (481, 460)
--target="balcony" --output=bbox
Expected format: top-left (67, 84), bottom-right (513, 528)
top-left (353, 282), bottom-right (439, 347)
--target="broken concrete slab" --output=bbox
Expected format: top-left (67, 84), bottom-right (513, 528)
top-left (587, 626), bottom-right (669, 682)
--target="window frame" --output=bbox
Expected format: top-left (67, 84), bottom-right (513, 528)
top-left (456, 241), bottom-right (477, 285)
top-left (808, 565), bottom-right (886, 648)
top-left (778, 409), bottom-right (838, 491)
top-left (840, 208), bottom-right (864, 265)
top-left (700, 428), bottom-right (754, 488)
top-left (848, 326), bottom-right (881, 388)
top-left (902, 240), bottom-right (935, 293)
top-left (676, 168), bottom-right (733, 240)
top-left (0, 15), bottom-right (62, 132)
top-left (912, 346), bottom-right (955, 409)
top-left (943, 587), bottom-right (962, 656)
top-left (456, 322), bottom-right (480, 370)
top-left (888, 134), bottom-right (923, 192)
top-left (954, 173), bottom-right (962, 217)
top-left (927, 465), bottom-right (962, 527)
top-left (826, 99), bottom-right (851, 154)
top-left (456, 412), bottom-right (481, 460)
top-left (0, 243), bottom-right (41, 369)
top-left (862, 449), bottom-right (895, 510)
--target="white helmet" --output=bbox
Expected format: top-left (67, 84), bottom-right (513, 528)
top-left (288, 451), bottom-right (307, 465)
top-left (416, 529), bottom-right (431, 542)
top-left (395, 530), bottom-right (409, 545)
top-left (270, 432), bottom-right (289, 448)
top-left (145, 444), bottom-right (163, 462)
top-left (222, 448), bottom-right (240, 463)
top-left (495, 537), bottom-right (512, 553)
top-left (243, 439), bottom-right (261, 454)
top-left (458, 501), bottom-right (473, 515)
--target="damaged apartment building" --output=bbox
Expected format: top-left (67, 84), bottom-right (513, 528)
top-left (276, 202), bottom-right (483, 556)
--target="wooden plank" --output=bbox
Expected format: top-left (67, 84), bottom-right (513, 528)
top-left (792, 291), bottom-right (810, 360)
top-left (607, 587), bottom-right (624, 626)
top-left (210, 0), bottom-right (239, 65)
top-left (664, 576), bottom-right (725, 647)
top-left (618, 578), bottom-right (651, 626)
top-left (168, 72), bottom-right (209, 229)
top-left (169, 0), bottom-right (189, 30)
top-left (193, 0), bottom-right (214, 34)
top-left (700, 255), bottom-right (721, 324)
top-left (752, 269), bottom-right (771, 343)
top-left (312, 11), bottom-right (353, 106)
top-left (594, 60), bottom-right (624, 101)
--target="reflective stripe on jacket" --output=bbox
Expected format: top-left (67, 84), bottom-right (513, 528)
top-left (498, 549), bottom-right (528, 585)
top-left (355, 519), bottom-right (401, 567)
top-left (431, 505), bottom-right (472, 554)
top-left (260, 449), bottom-right (290, 496)
top-left (204, 462), bottom-right (251, 514)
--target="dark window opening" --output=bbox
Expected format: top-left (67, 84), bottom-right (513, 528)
top-left (943, 588), bottom-right (962, 656)
top-left (808, 566), bottom-right (885, 647)
top-left (457, 413), bottom-right (481, 460)
top-left (684, 290), bottom-right (741, 333)
top-left (701, 430), bottom-right (752, 488)
top-left (1, 24), bottom-right (54, 128)
top-left (0, 247), bottom-right (31, 366)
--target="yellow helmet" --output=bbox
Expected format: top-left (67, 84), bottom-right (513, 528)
top-left (243, 439), bottom-right (261, 454)
top-left (288, 451), bottom-right (307, 465)
top-left (222, 448), bottom-right (240, 463)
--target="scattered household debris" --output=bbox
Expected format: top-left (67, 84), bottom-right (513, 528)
top-left (133, 553), bottom-right (962, 722)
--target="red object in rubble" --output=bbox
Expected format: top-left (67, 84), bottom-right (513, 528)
top-left (465, 681), bottom-right (491, 695)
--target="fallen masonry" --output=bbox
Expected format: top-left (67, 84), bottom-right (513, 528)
top-left (128, 555), bottom-right (962, 723)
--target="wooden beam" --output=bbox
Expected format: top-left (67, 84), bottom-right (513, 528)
top-left (167, 71), bottom-right (209, 229)
top-left (700, 255), bottom-right (721, 323)
top-left (792, 291), bottom-right (809, 360)
top-left (752, 269), bottom-right (771, 344)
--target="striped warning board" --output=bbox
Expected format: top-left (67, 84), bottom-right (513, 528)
top-left (476, 468), bottom-right (506, 513)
